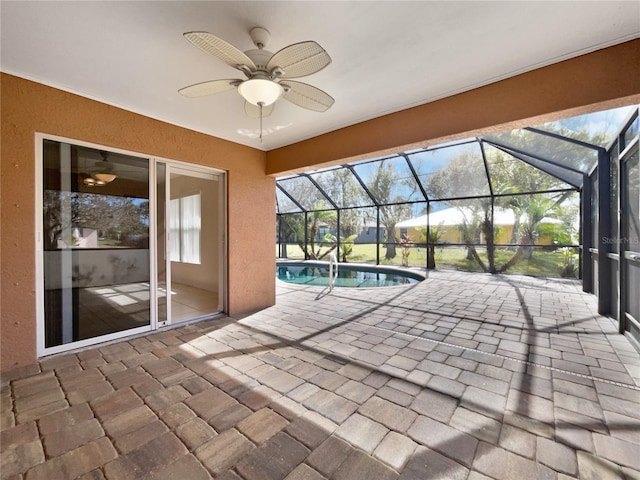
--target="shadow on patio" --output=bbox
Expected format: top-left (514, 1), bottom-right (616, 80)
top-left (2, 270), bottom-right (639, 479)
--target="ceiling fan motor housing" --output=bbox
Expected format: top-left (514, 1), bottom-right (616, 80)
top-left (249, 27), bottom-right (271, 49)
top-left (245, 49), bottom-right (273, 71)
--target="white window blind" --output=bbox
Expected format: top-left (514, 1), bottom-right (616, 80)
top-left (170, 193), bottom-right (201, 264)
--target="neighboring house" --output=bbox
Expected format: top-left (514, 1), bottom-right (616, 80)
top-left (355, 222), bottom-right (385, 243)
top-left (56, 227), bottom-right (98, 248)
top-left (277, 221), bottom-right (383, 244)
top-left (396, 207), bottom-right (564, 245)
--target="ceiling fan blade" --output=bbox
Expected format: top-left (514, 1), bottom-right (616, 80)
top-left (267, 41), bottom-right (331, 79)
top-left (184, 32), bottom-right (256, 71)
top-left (282, 81), bottom-right (334, 112)
top-left (178, 79), bottom-right (240, 97)
top-left (244, 101), bottom-right (275, 118)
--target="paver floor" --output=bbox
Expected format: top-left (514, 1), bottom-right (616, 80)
top-left (2, 270), bottom-right (639, 479)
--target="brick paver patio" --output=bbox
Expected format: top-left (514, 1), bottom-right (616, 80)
top-left (2, 270), bottom-right (639, 479)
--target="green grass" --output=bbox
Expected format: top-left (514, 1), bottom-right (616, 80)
top-left (277, 243), bottom-right (579, 278)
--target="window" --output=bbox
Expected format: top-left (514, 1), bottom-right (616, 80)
top-left (170, 193), bottom-right (201, 264)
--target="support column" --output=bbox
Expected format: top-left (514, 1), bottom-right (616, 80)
top-left (581, 175), bottom-right (593, 293)
top-left (376, 208), bottom-right (381, 265)
top-left (304, 212), bottom-right (309, 260)
top-left (597, 150), bottom-right (612, 315)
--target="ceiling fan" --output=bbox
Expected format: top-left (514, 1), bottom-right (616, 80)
top-left (179, 26), bottom-right (334, 141)
top-left (82, 151), bottom-right (117, 187)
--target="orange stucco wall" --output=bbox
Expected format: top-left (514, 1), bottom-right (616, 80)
top-left (266, 39), bottom-right (640, 176)
top-left (1, 73), bottom-right (275, 371)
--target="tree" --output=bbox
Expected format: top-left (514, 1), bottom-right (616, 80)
top-left (366, 162), bottom-right (413, 259)
top-left (304, 207), bottom-right (337, 260)
top-left (425, 225), bottom-right (442, 269)
top-left (43, 191), bottom-right (76, 250)
top-left (486, 147), bottom-right (579, 272)
top-left (489, 147), bottom-right (567, 248)
top-left (279, 213), bottom-right (304, 258)
top-left (487, 125), bottom-right (608, 174)
top-left (43, 190), bottom-right (149, 249)
top-left (424, 152), bottom-right (494, 270)
top-left (338, 234), bottom-right (357, 262)
top-left (497, 192), bottom-right (571, 273)
top-left (454, 199), bottom-right (494, 272)
top-left (422, 146), bottom-right (579, 273)
top-left (424, 150), bottom-right (489, 200)
top-left (280, 205), bottom-right (337, 260)
top-left (319, 169), bottom-right (367, 239)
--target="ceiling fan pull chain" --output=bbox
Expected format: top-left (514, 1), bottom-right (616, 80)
top-left (259, 102), bottom-right (264, 144)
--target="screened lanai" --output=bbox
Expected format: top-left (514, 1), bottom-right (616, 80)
top-left (276, 105), bottom-right (640, 349)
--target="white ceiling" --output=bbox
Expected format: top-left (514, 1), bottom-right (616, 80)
top-left (2, 1), bottom-right (639, 151)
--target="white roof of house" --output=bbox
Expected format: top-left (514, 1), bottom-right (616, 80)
top-left (396, 207), bottom-right (562, 228)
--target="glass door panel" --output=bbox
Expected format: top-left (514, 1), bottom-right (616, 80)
top-left (167, 167), bottom-right (222, 323)
top-left (42, 140), bottom-right (151, 347)
top-left (156, 162), bottom-right (168, 325)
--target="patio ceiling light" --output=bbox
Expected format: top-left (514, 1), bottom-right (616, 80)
top-left (237, 77), bottom-right (284, 107)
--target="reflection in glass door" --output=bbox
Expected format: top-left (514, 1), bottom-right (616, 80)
top-left (42, 140), bottom-right (151, 350)
top-left (164, 167), bottom-right (223, 324)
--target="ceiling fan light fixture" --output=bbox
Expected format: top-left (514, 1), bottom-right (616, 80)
top-left (238, 78), bottom-right (283, 106)
top-left (83, 176), bottom-right (107, 187)
top-left (93, 172), bottom-right (117, 183)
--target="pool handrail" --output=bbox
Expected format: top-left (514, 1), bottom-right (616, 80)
top-left (329, 253), bottom-right (338, 291)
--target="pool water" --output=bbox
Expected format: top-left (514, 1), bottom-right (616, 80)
top-left (276, 264), bottom-right (421, 287)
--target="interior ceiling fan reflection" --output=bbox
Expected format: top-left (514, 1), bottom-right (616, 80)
top-left (83, 151), bottom-right (117, 187)
top-left (179, 26), bottom-right (334, 143)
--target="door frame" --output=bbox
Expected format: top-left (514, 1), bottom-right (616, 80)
top-left (35, 133), bottom-right (227, 357)
top-left (159, 161), bottom-right (227, 328)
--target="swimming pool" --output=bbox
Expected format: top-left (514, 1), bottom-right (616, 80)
top-left (276, 262), bottom-right (424, 287)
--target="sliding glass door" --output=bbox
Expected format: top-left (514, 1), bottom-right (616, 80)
top-left (41, 139), bottom-right (151, 350)
top-left (38, 136), bottom-right (226, 356)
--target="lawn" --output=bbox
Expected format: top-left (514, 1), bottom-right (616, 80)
top-left (277, 243), bottom-right (579, 278)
